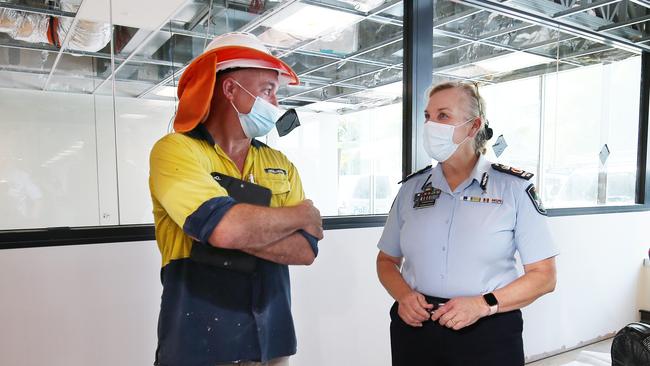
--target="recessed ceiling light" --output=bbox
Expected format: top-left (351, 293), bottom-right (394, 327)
top-left (261, 3), bottom-right (362, 40)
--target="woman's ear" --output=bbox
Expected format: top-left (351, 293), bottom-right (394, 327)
top-left (470, 117), bottom-right (482, 137)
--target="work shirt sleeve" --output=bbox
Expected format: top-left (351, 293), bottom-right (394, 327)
top-left (514, 182), bottom-right (559, 265)
top-left (377, 189), bottom-right (403, 258)
top-left (149, 135), bottom-right (237, 243)
top-left (283, 161), bottom-right (320, 256)
top-left (284, 162), bottom-right (305, 206)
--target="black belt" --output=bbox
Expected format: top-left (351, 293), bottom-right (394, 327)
top-left (424, 295), bottom-right (449, 313)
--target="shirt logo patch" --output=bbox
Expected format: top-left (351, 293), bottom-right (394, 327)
top-left (526, 183), bottom-right (547, 216)
top-left (265, 168), bottom-right (287, 175)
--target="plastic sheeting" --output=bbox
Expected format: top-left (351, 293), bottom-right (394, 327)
top-left (0, 0), bottom-right (111, 53)
top-left (611, 322), bottom-right (650, 366)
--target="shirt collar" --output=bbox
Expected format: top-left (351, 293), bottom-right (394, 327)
top-left (184, 123), bottom-right (266, 149)
top-left (431, 154), bottom-right (492, 194)
top-left (470, 154), bottom-right (492, 186)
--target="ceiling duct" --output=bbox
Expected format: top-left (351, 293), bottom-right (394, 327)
top-left (0, 0), bottom-right (110, 52)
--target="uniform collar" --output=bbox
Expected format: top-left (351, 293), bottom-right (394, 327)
top-left (469, 154), bottom-right (492, 186)
top-left (431, 154), bottom-right (492, 194)
top-left (184, 123), bottom-right (266, 149)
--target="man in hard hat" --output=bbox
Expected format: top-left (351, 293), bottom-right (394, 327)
top-left (149, 32), bottom-right (323, 366)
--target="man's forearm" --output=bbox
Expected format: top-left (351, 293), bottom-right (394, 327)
top-left (209, 204), bottom-right (304, 249)
top-left (243, 232), bottom-right (315, 265)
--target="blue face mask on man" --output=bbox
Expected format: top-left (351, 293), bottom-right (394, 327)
top-left (230, 80), bottom-right (285, 138)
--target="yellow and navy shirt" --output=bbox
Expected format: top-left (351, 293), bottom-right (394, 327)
top-left (149, 125), bottom-right (310, 365)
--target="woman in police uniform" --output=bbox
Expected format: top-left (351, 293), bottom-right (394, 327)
top-left (376, 82), bottom-right (558, 366)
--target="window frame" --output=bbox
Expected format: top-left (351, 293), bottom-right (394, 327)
top-left (1, 1), bottom-right (649, 249)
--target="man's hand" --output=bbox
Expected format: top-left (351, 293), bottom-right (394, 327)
top-left (297, 199), bottom-right (323, 240)
top-left (430, 296), bottom-right (490, 330)
top-left (397, 291), bottom-right (433, 327)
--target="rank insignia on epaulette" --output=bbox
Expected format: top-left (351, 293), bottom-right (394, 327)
top-left (400, 165), bottom-right (432, 184)
top-left (491, 163), bottom-right (534, 180)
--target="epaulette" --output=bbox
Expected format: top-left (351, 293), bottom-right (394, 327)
top-left (491, 163), bottom-right (534, 180)
top-left (399, 165), bottom-right (432, 184)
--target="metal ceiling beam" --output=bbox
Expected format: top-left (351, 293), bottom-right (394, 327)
top-left (434, 28), bottom-right (581, 68)
top-left (300, 0), bottom-right (403, 26)
top-left (135, 0), bottom-right (302, 98)
top-left (276, 0), bottom-right (403, 59)
top-left (185, 4), bottom-right (211, 31)
top-left (136, 1), bottom-right (403, 99)
top-left (119, 28), bottom-right (157, 55)
top-left (298, 36), bottom-right (402, 78)
top-left (460, 0), bottom-right (646, 53)
top-left (629, 0), bottom-right (650, 9)
top-left (434, 8), bottom-right (483, 29)
top-left (0, 3), bottom-right (75, 18)
top-left (561, 44), bottom-right (614, 59)
top-left (240, 0), bottom-right (301, 32)
top-left (42, 1), bottom-right (85, 90)
top-left (0, 39), bottom-right (181, 68)
top-left (553, 0), bottom-right (621, 19)
top-left (279, 62), bottom-right (402, 102)
top-left (168, 26), bottom-right (395, 68)
top-left (91, 1), bottom-right (189, 94)
top-left (136, 64), bottom-right (185, 98)
top-left (598, 14), bottom-right (650, 32)
top-left (434, 23), bottom-right (536, 55)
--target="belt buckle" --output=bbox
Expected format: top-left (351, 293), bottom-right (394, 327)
top-left (427, 302), bottom-right (446, 314)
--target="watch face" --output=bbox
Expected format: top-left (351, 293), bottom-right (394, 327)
top-left (483, 293), bottom-right (498, 306)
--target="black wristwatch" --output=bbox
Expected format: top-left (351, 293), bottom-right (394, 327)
top-left (482, 292), bottom-right (499, 315)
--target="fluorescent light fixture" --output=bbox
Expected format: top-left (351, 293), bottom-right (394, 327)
top-left (444, 52), bottom-right (555, 78)
top-left (262, 3), bottom-right (361, 40)
top-left (474, 52), bottom-right (554, 74)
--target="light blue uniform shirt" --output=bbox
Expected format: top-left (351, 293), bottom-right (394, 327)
top-left (378, 155), bottom-right (559, 299)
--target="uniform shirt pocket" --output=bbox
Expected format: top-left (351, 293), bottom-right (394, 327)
top-left (257, 177), bottom-right (291, 207)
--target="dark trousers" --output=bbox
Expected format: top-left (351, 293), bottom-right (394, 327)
top-left (389, 299), bottom-right (524, 366)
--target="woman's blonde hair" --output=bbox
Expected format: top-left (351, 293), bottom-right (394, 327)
top-left (428, 81), bottom-right (492, 155)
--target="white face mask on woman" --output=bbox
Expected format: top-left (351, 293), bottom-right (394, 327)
top-left (423, 118), bottom-right (474, 162)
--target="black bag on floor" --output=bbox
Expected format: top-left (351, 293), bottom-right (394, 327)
top-left (611, 322), bottom-right (650, 366)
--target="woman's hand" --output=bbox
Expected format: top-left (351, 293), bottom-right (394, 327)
top-left (430, 296), bottom-right (490, 330)
top-left (397, 291), bottom-right (434, 327)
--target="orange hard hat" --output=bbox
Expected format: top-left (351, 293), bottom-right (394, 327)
top-left (173, 32), bottom-right (299, 133)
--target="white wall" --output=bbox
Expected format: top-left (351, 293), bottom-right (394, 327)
top-left (1, 211), bottom-right (649, 365)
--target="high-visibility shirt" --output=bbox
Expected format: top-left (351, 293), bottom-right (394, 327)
top-left (149, 125), bottom-right (308, 365)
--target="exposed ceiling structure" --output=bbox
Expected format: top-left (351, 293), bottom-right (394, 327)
top-left (0, 0), bottom-right (647, 114)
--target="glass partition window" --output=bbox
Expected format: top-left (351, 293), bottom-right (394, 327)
top-left (432, 0), bottom-right (645, 209)
top-left (0, 0), bottom-right (403, 231)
